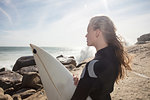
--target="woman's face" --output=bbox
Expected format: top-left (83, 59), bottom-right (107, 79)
top-left (85, 24), bottom-right (97, 46)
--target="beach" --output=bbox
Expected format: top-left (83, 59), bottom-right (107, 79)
top-left (111, 43), bottom-right (150, 100)
top-left (71, 42), bottom-right (150, 100)
top-left (0, 42), bottom-right (150, 100)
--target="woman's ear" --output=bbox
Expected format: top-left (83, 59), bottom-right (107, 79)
top-left (96, 29), bottom-right (101, 38)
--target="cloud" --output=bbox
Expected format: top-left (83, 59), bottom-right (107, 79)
top-left (103, 0), bottom-right (150, 21)
top-left (115, 13), bottom-right (150, 44)
top-left (0, 7), bottom-right (13, 24)
top-left (0, 0), bottom-right (106, 47)
top-left (0, 0), bottom-right (150, 46)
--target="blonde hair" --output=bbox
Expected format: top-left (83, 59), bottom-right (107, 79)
top-left (90, 16), bottom-right (131, 82)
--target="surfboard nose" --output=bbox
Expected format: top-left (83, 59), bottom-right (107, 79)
top-left (30, 44), bottom-right (34, 49)
top-left (30, 44), bottom-right (37, 54)
top-left (30, 44), bottom-right (33, 49)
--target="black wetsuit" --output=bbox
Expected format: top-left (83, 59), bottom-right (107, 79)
top-left (71, 46), bottom-right (119, 100)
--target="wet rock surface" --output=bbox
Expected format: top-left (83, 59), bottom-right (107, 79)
top-left (0, 70), bottom-right (23, 90)
top-left (0, 55), bottom-right (78, 99)
top-left (13, 56), bottom-right (36, 71)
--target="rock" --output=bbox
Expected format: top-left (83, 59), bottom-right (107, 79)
top-left (57, 55), bottom-right (77, 66)
top-left (4, 94), bottom-right (13, 100)
top-left (146, 51), bottom-right (150, 57)
top-left (13, 56), bottom-right (36, 71)
top-left (56, 55), bottom-right (63, 58)
top-left (0, 71), bottom-right (23, 90)
top-left (136, 33), bottom-right (150, 44)
top-left (0, 94), bottom-right (7, 100)
top-left (0, 68), bottom-right (7, 72)
top-left (21, 72), bottom-right (42, 90)
top-left (13, 88), bottom-right (36, 99)
top-left (76, 62), bottom-right (86, 68)
top-left (68, 56), bottom-right (75, 59)
top-left (0, 87), bottom-right (4, 94)
top-left (136, 41), bottom-right (146, 44)
top-left (16, 65), bottom-right (38, 75)
top-left (14, 82), bottom-right (22, 91)
top-left (76, 58), bottom-right (93, 68)
top-left (13, 95), bottom-right (21, 100)
top-left (24, 89), bottom-right (47, 100)
top-left (65, 64), bottom-right (76, 71)
top-left (4, 87), bottom-right (15, 96)
top-left (0, 88), bottom-right (12, 100)
top-left (0, 93), bottom-right (13, 100)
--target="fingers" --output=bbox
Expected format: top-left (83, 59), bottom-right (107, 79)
top-left (73, 75), bottom-right (79, 86)
top-left (74, 78), bottom-right (79, 86)
top-left (73, 74), bottom-right (77, 80)
top-left (73, 74), bottom-right (76, 77)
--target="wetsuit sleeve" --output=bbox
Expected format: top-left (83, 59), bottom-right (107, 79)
top-left (71, 78), bottom-right (93, 100)
top-left (71, 61), bottom-right (98, 100)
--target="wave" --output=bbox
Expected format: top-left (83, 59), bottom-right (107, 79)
top-left (0, 46), bottom-right (96, 70)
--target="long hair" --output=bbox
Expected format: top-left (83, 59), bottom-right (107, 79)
top-left (89, 16), bottom-right (131, 82)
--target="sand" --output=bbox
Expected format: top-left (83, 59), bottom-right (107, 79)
top-left (71, 43), bottom-right (150, 100)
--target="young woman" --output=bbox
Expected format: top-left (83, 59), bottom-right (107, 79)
top-left (71, 16), bottom-right (131, 100)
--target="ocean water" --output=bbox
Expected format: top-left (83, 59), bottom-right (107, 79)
top-left (0, 46), bottom-right (96, 70)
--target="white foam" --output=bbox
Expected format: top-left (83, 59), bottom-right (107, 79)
top-left (77, 46), bottom-right (96, 63)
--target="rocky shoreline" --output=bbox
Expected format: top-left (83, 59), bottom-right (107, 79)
top-left (0, 54), bottom-right (82, 100)
top-left (0, 33), bottom-right (150, 100)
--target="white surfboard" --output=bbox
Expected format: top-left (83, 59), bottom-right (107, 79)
top-left (30, 44), bottom-right (92, 100)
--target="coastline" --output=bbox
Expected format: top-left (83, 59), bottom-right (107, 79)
top-left (0, 43), bottom-right (150, 99)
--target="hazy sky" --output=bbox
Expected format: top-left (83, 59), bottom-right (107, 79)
top-left (0, 0), bottom-right (150, 47)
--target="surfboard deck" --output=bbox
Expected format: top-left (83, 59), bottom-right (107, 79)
top-left (30, 44), bottom-right (91, 100)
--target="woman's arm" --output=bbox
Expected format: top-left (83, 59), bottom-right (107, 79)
top-left (71, 77), bottom-right (94, 100)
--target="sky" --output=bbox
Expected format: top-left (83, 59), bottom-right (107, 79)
top-left (0, 0), bottom-right (150, 47)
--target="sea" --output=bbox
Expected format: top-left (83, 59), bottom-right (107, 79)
top-left (0, 46), bottom-right (96, 70)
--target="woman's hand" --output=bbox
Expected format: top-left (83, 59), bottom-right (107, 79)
top-left (73, 75), bottom-right (79, 86)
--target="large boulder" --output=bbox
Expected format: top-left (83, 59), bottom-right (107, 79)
top-left (56, 55), bottom-right (77, 67)
top-left (136, 33), bottom-right (150, 44)
top-left (0, 70), bottom-right (23, 90)
top-left (13, 56), bottom-right (36, 71)
top-left (21, 72), bottom-right (42, 90)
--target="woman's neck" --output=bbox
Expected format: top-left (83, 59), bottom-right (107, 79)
top-left (95, 42), bottom-right (108, 51)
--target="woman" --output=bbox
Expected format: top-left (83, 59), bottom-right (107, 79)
top-left (71, 16), bottom-right (131, 100)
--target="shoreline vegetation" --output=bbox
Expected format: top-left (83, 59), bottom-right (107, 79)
top-left (0, 33), bottom-right (150, 100)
